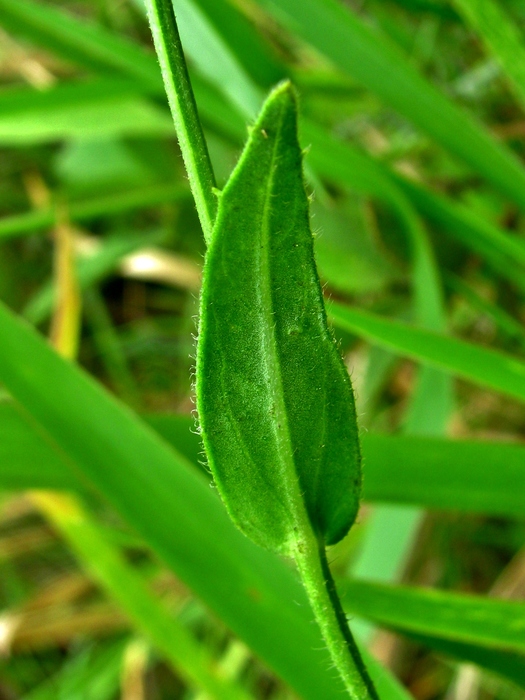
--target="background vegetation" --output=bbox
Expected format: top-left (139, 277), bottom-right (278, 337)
top-left (0, 0), bottom-right (525, 698)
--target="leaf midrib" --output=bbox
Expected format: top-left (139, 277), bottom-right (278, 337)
top-left (258, 103), bottom-right (310, 551)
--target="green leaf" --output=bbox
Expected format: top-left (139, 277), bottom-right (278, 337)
top-left (196, 82), bottom-right (361, 552)
top-left (340, 579), bottom-right (525, 656)
top-left (161, 0), bottom-right (263, 118)
top-left (453, 0), bottom-right (525, 111)
top-left (361, 433), bottom-right (525, 518)
top-left (0, 303), bottom-right (349, 699)
top-left (34, 491), bottom-right (251, 700)
top-left (189, 0), bottom-right (284, 89)
top-left (4, 403), bottom-right (525, 519)
top-left (0, 0), bottom-right (161, 87)
top-left (0, 86), bottom-right (172, 144)
top-left (329, 303), bottom-right (525, 403)
top-left (0, 398), bottom-right (81, 492)
top-left (404, 632), bottom-right (525, 690)
top-left (0, 177), bottom-right (187, 242)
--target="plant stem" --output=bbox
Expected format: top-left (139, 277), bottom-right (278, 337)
top-left (294, 534), bottom-right (379, 700)
top-left (144, 0), bottom-right (217, 244)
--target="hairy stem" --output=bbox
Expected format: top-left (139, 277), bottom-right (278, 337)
top-left (144, 0), bottom-right (217, 243)
top-left (294, 534), bottom-right (379, 699)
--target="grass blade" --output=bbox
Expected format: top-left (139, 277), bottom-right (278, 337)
top-left (329, 303), bottom-right (525, 403)
top-left (0, 301), bottom-right (349, 699)
top-left (5, 403), bottom-right (525, 519)
top-left (31, 492), bottom-right (251, 700)
top-left (453, 0), bottom-right (525, 110)
top-left (0, 0), bottom-right (161, 86)
top-left (361, 433), bottom-right (525, 518)
top-left (257, 0), bottom-right (525, 210)
top-left (340, 579), bottom-right (525, 656)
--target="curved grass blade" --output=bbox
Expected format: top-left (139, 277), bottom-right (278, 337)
top-left (0, 179), bottom-right (187, 242)
top-left (361, 433), bottom-right (525, 518)
top-left (453, 0), bottom-right (525, 111)
top-left (340, 579), bottom-right (525, 656)
top-left (32, 491), bottom-right (252, 700)
top-left (196, 82), bottom-right (377, 699)
top-left (329, 303), bottom-right (525, 403)
top-left (404, 632), bottom-right (525, 690)
top-left (0, 303), bottom-right (350, 699)
top-left (0, 0), bottom-right (161, 87)
top-left (257, 0), bottom-right (525, 211)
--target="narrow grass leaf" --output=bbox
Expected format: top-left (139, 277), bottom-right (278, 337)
top-left (0, 180), bottom-right (187, 241)
top-left (0, 0), bottom-right (161, 87)
top-left (0, 90), bottom-right (172, 144)
top-left (0, 301), bottom-right (348, 699)
top-left (21, 639), bottom-right (127, 700)
top-left (453, 0), bottom-right (525, 110)
top-left (404, 632), bottom-right (525, 689)
top-left (340, 579), bottom-right (525, 655)
top-left (329, 303), bottom-right (525, 403)
top-left (190, 0), bottom-right (284, 88)
top-left (32, 492), bottom-right (251, 700)
top-left (257, 0), bottom-right (525, 210)
top-left (361, 433), bottom-right (525, 518)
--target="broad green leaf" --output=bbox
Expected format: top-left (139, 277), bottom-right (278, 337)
top-left (256, 0), bottom-right (525, 211)
top-left (329, 303), bottom-right (525, 403)
top-left (4, 403), bottom-right (525, 518)
top-left (453, 0), bottom-right (525, 110)
top-left (196, 83), bottom-right (361, 552)
top-left (0, 303), bottom-right (349, 699)
top-left (340, 579), bottom-right (525, 656)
